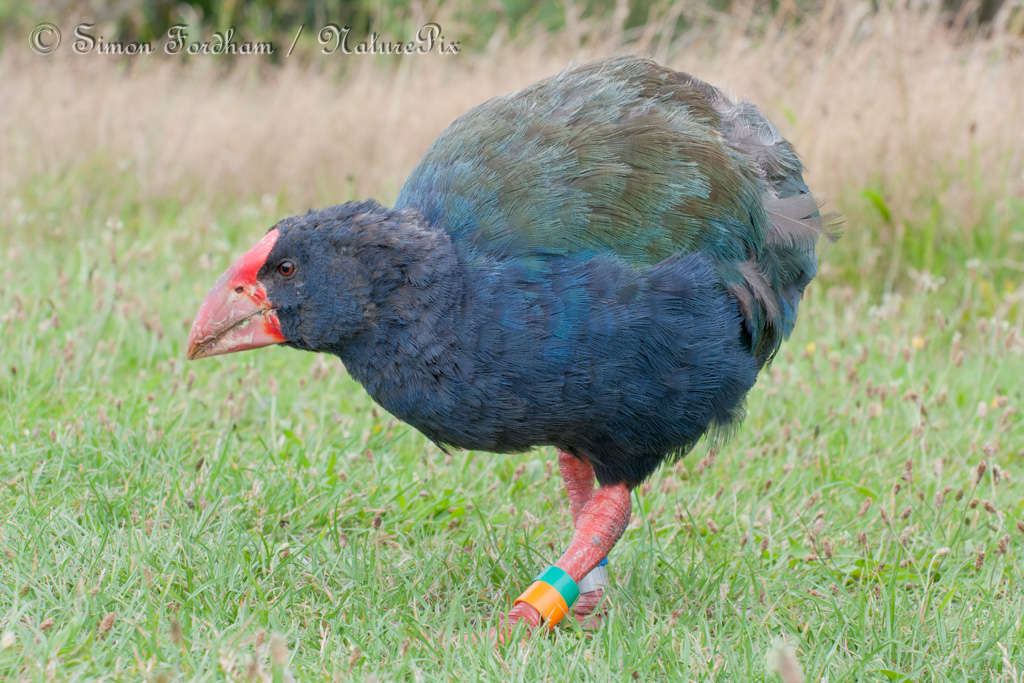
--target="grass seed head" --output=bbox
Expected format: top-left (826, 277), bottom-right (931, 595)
top-left (270, 633), bottom-right (288, 667)
top-left (992, 461), bottom-right (1005, 483)
top-left (246, 657), bottom-right (261, 680)
top-left (169, 617), bottom-right (183, 646)
top-left (812, 517), bottom-right (825, 536)
top-left (767, 638), bottom-right (804, 683)
top-left (975, 548), bottom-right (985, 570)
top-left (99, 612), bottom-right (116, 633)
top-left (997, 535), bottom-right (1010, 555)
top-left (934, 486), bottom-right (953, 507)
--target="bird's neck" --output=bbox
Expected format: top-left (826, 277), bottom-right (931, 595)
top-left (334, 208), bottom-right (468, 417)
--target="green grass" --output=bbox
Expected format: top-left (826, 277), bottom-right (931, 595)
top-left (3, 165), bottom-right (1024, 681)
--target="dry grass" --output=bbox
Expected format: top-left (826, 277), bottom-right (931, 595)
top-left (2, 2), bottom-right (1022, 240)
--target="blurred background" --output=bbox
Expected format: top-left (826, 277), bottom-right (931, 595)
top-left (1, 0), bottom-right (1022, 293)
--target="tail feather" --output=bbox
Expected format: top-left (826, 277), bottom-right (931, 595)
top-left (686, 78), bottom-right (843, 361)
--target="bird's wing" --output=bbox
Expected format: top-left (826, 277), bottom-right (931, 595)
top-left (395, 55), bottom-right (837, 360)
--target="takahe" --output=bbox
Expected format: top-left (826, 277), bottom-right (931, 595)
top-left (187, 55), bottom-right (837, 638)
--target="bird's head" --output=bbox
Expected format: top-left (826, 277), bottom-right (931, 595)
top-left (186, 202), bottom-right (387, 361)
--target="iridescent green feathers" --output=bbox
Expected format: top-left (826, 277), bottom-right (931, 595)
top-left (395, 55), bottom-right (837, 361)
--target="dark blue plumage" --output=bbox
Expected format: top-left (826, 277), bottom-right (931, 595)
top-left (268, 202), bottom-right (758, 486)
top-left (246, 56), bottom-right (836, 487)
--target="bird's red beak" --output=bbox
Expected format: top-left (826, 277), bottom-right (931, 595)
top-left (187, 229), bottom-right (286, 361)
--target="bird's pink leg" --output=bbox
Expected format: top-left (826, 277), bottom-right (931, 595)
top-left (556, 451), bottom-right (608, 624)
top-left (556, 484), bottom-right (632, 575)
top-left (558, 449), bottom-right (595, 524)
top-left (500, 478), bottom-right (632, 639)
top-left (501, 450), bottom-right (595, 632)
top-left (556, 482), bottom-right (629, 624)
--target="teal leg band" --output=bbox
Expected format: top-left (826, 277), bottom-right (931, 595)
top-left (535, 565), bottom-right (580, 608)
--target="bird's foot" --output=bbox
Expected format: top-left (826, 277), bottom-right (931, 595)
top-left (482, 602), bottom-right (542, 645)
top-left (573, 588), bottom-right (607, 630)
top-left (486, 590), bottom-right (605, 643)
top-left (472, 586), bottom-right (605, 645)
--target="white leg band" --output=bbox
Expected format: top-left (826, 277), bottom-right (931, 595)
top-left (576, 564), bottom-right (610, 594)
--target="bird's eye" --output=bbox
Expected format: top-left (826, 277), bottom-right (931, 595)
top-left (278, 261), bottom-right (295, 277)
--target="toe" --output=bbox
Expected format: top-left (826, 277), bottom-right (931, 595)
top-left (572, 589), bottom-right (607, 630)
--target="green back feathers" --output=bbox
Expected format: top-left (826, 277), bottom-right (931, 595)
top-left (395, 55), bottom-right (837, 361)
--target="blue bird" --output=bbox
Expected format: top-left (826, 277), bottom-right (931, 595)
top-left (187, 55), bottom-right (839, 639)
